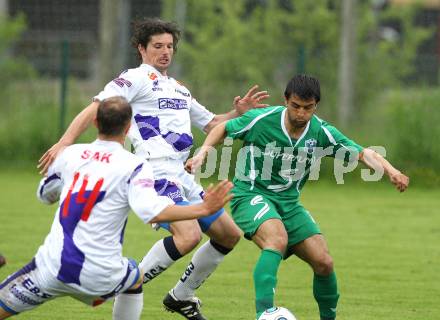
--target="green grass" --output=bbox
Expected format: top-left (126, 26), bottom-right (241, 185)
top-left (0, 169), bottom-right (439, 319)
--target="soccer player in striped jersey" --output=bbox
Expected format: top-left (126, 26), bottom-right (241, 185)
top-left (187, 74), bottom-right (409, 320)
top-left (0, 97), bottom-right (233, 320)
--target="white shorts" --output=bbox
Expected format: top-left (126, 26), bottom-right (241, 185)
top-left (148, 157), bottom-right (225, 232)
top-left (0, 257), bottom-right (140, 315)
top-left (148, 157), bottom-right (204, 203)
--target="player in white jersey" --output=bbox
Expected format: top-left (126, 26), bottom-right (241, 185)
top-left (38, 18), bottom-right (268, 319)
top-left (0, 97), bottom-right (233, 320)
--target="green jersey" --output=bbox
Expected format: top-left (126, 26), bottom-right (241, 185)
top-left (225, 106), bottom-right (363, 199)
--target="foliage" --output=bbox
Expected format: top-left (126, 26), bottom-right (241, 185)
top-left (355, 2), bottom-right (432, 122)
top-left (0, 14), bottom-right (39, 162)
top-left (0, 14), bottom-right (96, 163)
top-left (359, 87), bottom-right (440, 186)
top-left (175, 0), bottom-right (339, 113)
top-left (178, 0), bottom-right (434, 185)
top-left (386, 88), bottom-right (440, 186)
top-left (0, 13), bottom-right (36, 88)
top-left (174, 0), bottom-right (431, 123)
top-left (0, 79), bottom-right (96, 164)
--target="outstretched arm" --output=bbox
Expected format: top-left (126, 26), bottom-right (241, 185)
top-left (185, 121), bottom-right (228, 173)
top-left (38, 101), bottom-right (99, 174)
top-left (359, 148), bottom-right (409, 192)
top-left (203, 85), bottom-right (269, 133)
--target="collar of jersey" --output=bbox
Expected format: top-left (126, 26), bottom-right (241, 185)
top-left (93, 139), bottom-right (124, 149)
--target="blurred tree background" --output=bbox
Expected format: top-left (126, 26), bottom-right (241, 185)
top-left (0, 0), bottom-right (439, 185)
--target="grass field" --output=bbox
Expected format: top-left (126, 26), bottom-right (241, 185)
top-left (0, 169), bottom-right (439, 320)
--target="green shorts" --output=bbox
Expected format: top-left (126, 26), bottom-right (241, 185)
top-left (230, 191), bottom-right (321, 258)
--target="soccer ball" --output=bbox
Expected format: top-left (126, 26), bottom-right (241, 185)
top-left (258, 306), bottom-right (297, 320)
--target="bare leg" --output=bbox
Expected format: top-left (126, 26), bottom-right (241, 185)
top-left (291, 234), bottom-right (339, 320)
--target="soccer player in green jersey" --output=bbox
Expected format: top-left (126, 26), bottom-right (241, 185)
top-left (186, 74), bottom-right (409, 320)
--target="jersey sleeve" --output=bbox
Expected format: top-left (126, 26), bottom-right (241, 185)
top-left (189, 98), bottom-right (215, 131)
top-left (128, 162), bottom-right (175, 223)
top-left (94, 69), bottom-right (143, 103)
top-left (225, 108), bottom-right (270, 140)
top-left (37, 150), bottom-right (66, 204)
top-left (321, 121), bottom-right (364, 161)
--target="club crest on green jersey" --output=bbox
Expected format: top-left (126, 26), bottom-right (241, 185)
top-left (305, 138), bottom-right (317, 154)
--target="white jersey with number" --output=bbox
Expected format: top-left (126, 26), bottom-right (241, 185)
top-left (94, 64), bottom-right (215, 162)
top-left (35, 139), bottom-right (174, 296)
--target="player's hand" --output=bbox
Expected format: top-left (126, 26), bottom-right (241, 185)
top-left (38, 142), bottom-right (67, 175)
top-left (184, 158), bottom-right (194, 173)
top-left (202, 180), bottom-right (234, 215)
top-left (185, 152), bottom-right (207, 174)
top-left (389, 171), bottom-right (409, 192)
top-left (233, 85), bottom-right (269, 115)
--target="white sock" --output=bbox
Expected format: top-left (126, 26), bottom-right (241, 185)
top-left (172, 241), bottom-right (226, 300)
top-left (112, 292), bottom-right (143, 320)
top-left (139, 239), bottom-right (175, 283)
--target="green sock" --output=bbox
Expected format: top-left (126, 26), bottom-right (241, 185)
top-left (254, 249), bottom-right (283, 319)
top-left (313, 271), bottom-right (340, 319)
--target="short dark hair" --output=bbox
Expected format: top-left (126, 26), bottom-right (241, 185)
top-left (97, 96), bottom-right (132, 137)
top-left (131, 18), bottom-right (181, 60)
top-left (284, 74), bottom-right (321, 103)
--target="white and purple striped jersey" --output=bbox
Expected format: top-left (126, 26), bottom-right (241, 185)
top-left (35, 139), bottom-right (174, 296)
top-left (94, 64), bottom-right (215, 161)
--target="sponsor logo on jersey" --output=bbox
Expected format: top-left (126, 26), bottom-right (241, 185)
top-left (305, 138), bottom-right (317, 154)
top-left (22, 278), bottom-right (52, 299)
top-left (112, 77), bottom-right (132, 88)
top-left (154, 179), bottom-right (184, 203)
top-left (10, 284), bottom-right (40, 305)
top-left (152, 79), bottom-right (163, 92)
top-left (262, 147), bottom-right (315, 164)
top-left (148, 72), bottom-right (158, 80)
top-left (158, 98), bottom-right (188, 110)
top-left (167, 189), bottom-right (184, 201)
top-left (175, 88), bottom-right (190, 97)
top-left (262, 148), bottom-right (296, 161)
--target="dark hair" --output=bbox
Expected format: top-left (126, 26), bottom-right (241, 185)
top-left (131, 18), bottom-right (181, 60)
top-left (284, 74), bottom-right (321, 103)
top-left (97, 96), bottom-right (132, 136)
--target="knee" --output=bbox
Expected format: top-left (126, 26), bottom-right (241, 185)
top-left (265, 233), bottom-right (288, 253)
top-left (229, 227), bottom-right (242, 247)
top-left (173, 229), bottom-right (203, 255)
top-left (218, 225), bottom-right (241, 249)
top-left (313, 254), bottom-right (334, 276)
top-left (208, 218), bottom-right (242, 249)
top-left (274, 234), bottom-right (288, 253)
